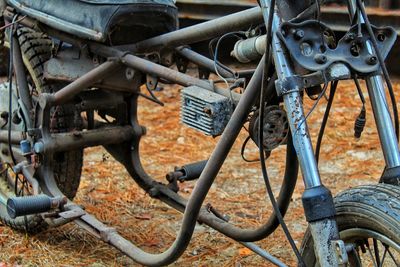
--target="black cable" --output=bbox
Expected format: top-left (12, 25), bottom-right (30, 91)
top-left (355, 0), bottom-right (399, 141)
top-left (208, 35), bottom-right (239, 77)
top-left (7, 17), bottom-right (17, 165)
top-left (213, 32), bottom-right (244, 79)
top-left (258, 1), bottom-right (306, 266)
top-left (315, 81), bottom-right (338, 164)
top-left (354, 77), bottom-right (366, 105)
top-left (240, 136), bottom-right (260, 163)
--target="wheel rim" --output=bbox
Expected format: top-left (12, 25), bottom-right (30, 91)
top-left (341, 228), bottom-right (400, 266)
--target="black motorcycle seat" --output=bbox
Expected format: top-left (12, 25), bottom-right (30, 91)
top-left (6, 0), bottom-right (178, 44)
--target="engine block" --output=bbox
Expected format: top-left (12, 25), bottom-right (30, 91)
top-left (181, 86), bottom-right (233, 136)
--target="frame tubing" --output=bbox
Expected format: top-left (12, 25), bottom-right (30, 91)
top-left (120, 7), bottom-right (263, 53)
top-left (0, 130), bottom-right (24, 144)
top-left (36, 126), bottom-right (134, 154)
top-left (175, 46), bottom-right (234, 78)
top-left (12, 34), bottom-right (33, 111)
top-left (53, 60), bottom-right (121, 105)
top-left (92, 45), bottom-right (241, 102)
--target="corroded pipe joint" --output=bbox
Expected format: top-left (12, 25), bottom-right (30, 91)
top-left (231, 35), bottom-right (266, 63)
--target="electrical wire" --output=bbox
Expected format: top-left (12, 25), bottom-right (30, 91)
top-left (213, 32), bottom-right (245, 102)
top-left (296, 83), bottom-right (329, 134)
top-left (355, 0), bottom-right (399, 141)
top-left (258, 0), bottom-right (306, 266)
top-left (315, 81), bottom-right (338, 164)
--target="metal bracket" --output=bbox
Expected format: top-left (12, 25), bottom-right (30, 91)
top-left (278, 20), bottom-right (397, 75)
top-left (275, 63), bottom-right (351, 96)
top-left (332, 240), bottom-right (349, 265)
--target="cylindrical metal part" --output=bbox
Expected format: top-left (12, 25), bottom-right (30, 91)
top-left (232, 35), bottom-right (266, 63)
top-left (176, 47), bottom-right (234, 78)
top-left (121, 7), bottom-right (263, 53)
top-left (271, 12), bottom-right (322, 188)
top-left (35, 126), bottom-right (135, 154)
top-left (7, 194), bottom-right (52, 219)
top-left (0, 130), bottom-right (24, 144)
top-left (12, 35), bottom-right (33, 111)
top-left (53, 60), bottom-right (121, 105)
top-left (92, 45), bottom-right (242, 103)
top-left (366, 76), bottom-right (400, 168)
top-left (176, 160), bottom-right (208, 182)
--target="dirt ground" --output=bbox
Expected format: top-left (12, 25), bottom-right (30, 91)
top-left (0, 75), bottom-right (399, 266)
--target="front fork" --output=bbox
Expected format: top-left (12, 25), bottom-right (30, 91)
top-left (268, 2), bottom-right (400, 266)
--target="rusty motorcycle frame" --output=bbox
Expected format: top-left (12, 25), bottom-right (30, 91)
top-left (0, 0), bottom-right (400, 266)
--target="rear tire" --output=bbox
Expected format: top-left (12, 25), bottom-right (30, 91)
top-left (0, 27), bottom-right (83, 232)
top-left (301, 184), bottom-right (400, 266)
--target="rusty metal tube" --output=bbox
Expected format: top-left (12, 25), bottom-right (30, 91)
top-left (0, 130), bottom-right (24, 144)
top-left (119, 6), bottom-right (263, 53)
top-left (53, 60), bottom-right (121, 105)
top-left (175, 46), bottom-right (234, 78)
top-left (34, 126), bottom-right (134, 154)
top-left (92, 45), bottom-right (241, 102)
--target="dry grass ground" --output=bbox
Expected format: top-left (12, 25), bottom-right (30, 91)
top-left (0, 77), bottom-right (399, 266)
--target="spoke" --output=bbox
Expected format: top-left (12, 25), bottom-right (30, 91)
top-left (374, 239), bottom-right (381, 266)
top-left (378, 245), bottom-right (387, 267)
top-left (387, 248), bottom-right (399, 266)
top-left (366, 239), bottom-right (379, 267)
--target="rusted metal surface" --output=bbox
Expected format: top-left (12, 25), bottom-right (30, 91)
top-left (34, 126), bottom-right (135, 154)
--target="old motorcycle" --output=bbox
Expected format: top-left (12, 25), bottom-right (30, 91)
top-left (0, 0), bottom-right (399, 266)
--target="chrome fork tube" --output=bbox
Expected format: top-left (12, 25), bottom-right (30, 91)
top-left (270, 10), bottom-right (340, 266)
top-left (349, 0), bottom-right (400, 168)
top-left (366, 76), bottom-right (400, 167)
top-left (271, 14), bottom-right (321, 188)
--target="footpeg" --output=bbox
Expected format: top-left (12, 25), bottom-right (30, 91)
top-left (7, 195), bottom-right (67, 219)
top-left (167, 160), bottom-right (208, 182)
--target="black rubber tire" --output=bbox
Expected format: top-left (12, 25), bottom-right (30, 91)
top-left (0, 27), bottom-right (83, 232)
top-left (300, 184), bottom-right (400, 266)
top-left (0, 45), bottom-right (9, 76)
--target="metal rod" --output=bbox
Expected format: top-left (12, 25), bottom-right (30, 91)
top-left (119, 7), bottom-right (263, 53)
top-left (53, 60), bottom-right (121, 105)
top-left (91, 45), bottom-right (241, 102)
top-left (175, 46), bottom-right (234, 78)
top-left (34, 126), bottom-right (134, 154)
top-left (12, 34), bottom-right (32, 111)
top-left (271, 12), bottom-right (321, 189)
top-left (366, 76), bottom-right (400, 167)
top-left (0, 130), bottom-right (24, 144)
top-left (240, 242), bottom-right (287, 267)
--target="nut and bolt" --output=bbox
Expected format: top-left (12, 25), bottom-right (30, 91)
top-left (294, 30), bottom-right (305, 40)
top-left (344, 33), bottom-right (356, 42)
top-left (366, 55), bottom-right (378, 65)
top-left (314, 54), bottom-right (328, 64)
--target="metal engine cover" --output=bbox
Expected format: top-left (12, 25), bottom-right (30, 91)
top-left (181, 86), bottom-right (233, 136)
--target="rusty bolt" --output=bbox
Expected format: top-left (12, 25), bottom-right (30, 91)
top-left (294, 30), bottom-right (305, 40)
top-left (366, 55), bottom-right (377, 65)
top-left (377, 33), bottom-right (386, 42)
top-left (314, 54), bottom-right (327, 64)
top-left (203, 107), bottom-right (213, 117)
top-left (344, 33), bottom-right (356, 42)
